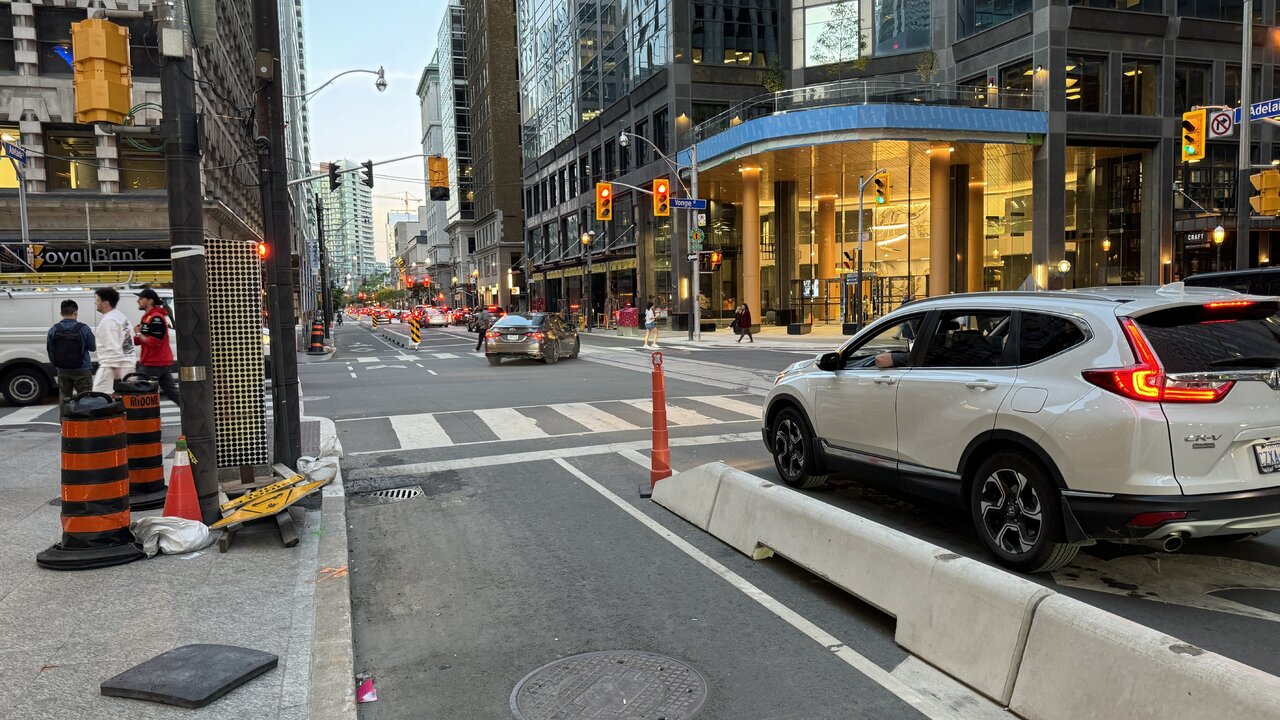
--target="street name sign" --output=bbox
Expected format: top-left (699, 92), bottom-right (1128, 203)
top-left (671, 198), bottom-right (707, 210)
top-left (1235, 99), bottom-right (1280, 124)
top-left (2, 141), bottom-right (25, 165)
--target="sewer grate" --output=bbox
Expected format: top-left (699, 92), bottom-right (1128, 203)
top-left (367, 486), bottom-right (423, 502)
top-left (510, 650), bottom-right (708, 720)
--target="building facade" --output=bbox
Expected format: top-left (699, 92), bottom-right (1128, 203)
top-left (280, 0), bottom-right (318, 314)
top-left (464, 0), bottom-right (525, 310)
top-left (436, 0), bottom-right (476, 306)
top-left (518, 0), bottom-right (1280, 331)
top-left (315, 160), bottom-right (375, 292)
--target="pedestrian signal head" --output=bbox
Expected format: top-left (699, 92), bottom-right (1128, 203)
top-left (256, 242), bottom-right (268, 259)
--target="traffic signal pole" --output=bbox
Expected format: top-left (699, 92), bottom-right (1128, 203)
top-left (159, 3), bottom-right (219, 523)
top-left (255, 0), bottom-right (302, 467)
top-left (1236, 0), bottom-right (1254, 272)
top-left (690, 145), bottom-right (700, 342)
top-left (317, 194), bottom-right (332, 339)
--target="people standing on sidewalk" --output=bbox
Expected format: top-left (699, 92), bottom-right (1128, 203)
top-left (733, 303), bottom-right (755, 344)
top-left (134, 289), bottom-right (180, 405)
top-left (91, 288), bottom-right (135, 394)
top-left (643, 302), bottom-right (660, 349)
top-left (474, 307), bottom-right (492, 352)
top-left (335, 310), bottom-right (343, 326)
top-left (47, 300), bottom-right (96, 411)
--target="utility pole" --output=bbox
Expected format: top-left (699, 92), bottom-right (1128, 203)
top-left (159, 0), bottom-right (218, 523)
top-left (254, 0), bottom-right (302, 467)
top-left (689, 145), bottom-right (700, 342)
top-left (317, 195), bottom-right (332, 338)
top-left (1236, 0), bottom-right (1254, 271)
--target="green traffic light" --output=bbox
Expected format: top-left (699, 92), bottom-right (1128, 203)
top-left (1185, 145), bottom-right (1196, 155)
top-left (876, 195), bottom-right (886, 204)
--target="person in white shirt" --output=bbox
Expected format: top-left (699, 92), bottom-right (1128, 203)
top-left (642, 302), bottom-right (660, 349)
top-left (92, 288), bottom-right (136, 394)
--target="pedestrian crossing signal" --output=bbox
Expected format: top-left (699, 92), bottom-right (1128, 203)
top-left (256, 242), bottom-right (268, 259)
top-left (429, 157), bottom-right (450, 201)
top-left (653, 178), bottom-right (670, 217)
top-left (596, 182), bottom-right (613, 221)
top-left (1181, 109), bottom-right (1206, 163)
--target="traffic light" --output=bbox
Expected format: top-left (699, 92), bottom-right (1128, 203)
top-left (1181, 109), bottom-right (1207, 162)
top-left (653, 178), bottom-right (670, 217)
top-left (328, 163), bottom-right (341, 191)
top-left (1250, 169), bottom-right (1280, 215)
top-left (596, 182), bottom-right (613, 221)
top-left (709, 250), bottom-right (723, 270)
top-left (429, 156), bottom-right (450, 201)
top-left (71, 18), bottom-right (132, 125)
top-left (256, 241), bottom-right (268, 259)
top-left (361, 160), bottom-right (374, 188)
top-left (406, 275), bottom-right (415, 288)
top-left (874, 174), bottom-right (890, 205)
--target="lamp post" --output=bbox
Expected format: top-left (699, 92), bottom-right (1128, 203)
top-left (471, 268), bottom-right (479, 308)
top-left (581, 230), bottom-right (596, 331)
top-left (1213, 224), bottom-right (1226, 271)
top-left (286, 67), bottom-right (387, 108)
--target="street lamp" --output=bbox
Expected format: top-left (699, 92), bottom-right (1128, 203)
top-left (287, 67), bottom-right (387, 107)
top-left (581, 230), bottom-right (597, 332)
top-left (618, 130), bottom-right (702, 341)
top-left (1213, 224), bottom-right (1226, 271)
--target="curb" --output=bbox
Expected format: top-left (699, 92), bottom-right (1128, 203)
top-left (307, 416), bottom-right (357, 720)
top-left (653, 462), bottom-right (1280, 719)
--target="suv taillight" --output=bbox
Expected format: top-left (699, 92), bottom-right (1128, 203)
top-left (1082, 317), bottom-right (1234, 403)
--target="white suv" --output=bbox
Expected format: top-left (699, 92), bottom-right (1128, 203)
top-left (763, 285), bottom-right (1280, 572)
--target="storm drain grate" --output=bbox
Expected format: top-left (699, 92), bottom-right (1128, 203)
top-left (368, 486), bottom-right (424, 502)
top-left (511, 650), bottom-right (708, 720)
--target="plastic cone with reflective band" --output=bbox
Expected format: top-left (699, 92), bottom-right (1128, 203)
top-left (115, 373), bottom-right (166, 509)
top-left (650, 352), bottom-right (672, 487)
top-left (162, 436), bottom-right (202, 524)
top-left (37, 392), bottom-right (145, 570)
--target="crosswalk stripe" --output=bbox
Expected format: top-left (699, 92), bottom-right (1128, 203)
top-left (0, 405), bottom-right (57, 425)
top-left (682, 395), bottom-right (762, 419)
top-left (554, 402), bottom-right (640, 433)
top-left (621, 399), bottom-right (719, 427)
top-left (431, 353), bottom-right (459, 359)
top-left (357, 357), bottom-right (379, 363)
top-left (389, 412), bottom-right (452, 448)
top-left (473, 407), bottom-right (548, 441)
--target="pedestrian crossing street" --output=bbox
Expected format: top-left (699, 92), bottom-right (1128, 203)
top-left (337, 393), bottom-right (764, 454)
top-left (0, 402), bottom-right (272, 428)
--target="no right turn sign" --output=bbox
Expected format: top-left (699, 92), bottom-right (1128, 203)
top-left (1209, 110), bottom-right (1235, 138)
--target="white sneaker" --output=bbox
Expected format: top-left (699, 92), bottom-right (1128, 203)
top-left (642, 343), bottom-right (652, 349)
top-left (651, 344), bottom-right (660, 349)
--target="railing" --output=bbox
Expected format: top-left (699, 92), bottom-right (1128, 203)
top-left (689, 80), bottom-right (1044, 145)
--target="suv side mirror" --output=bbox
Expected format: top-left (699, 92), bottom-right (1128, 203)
top-left (816, 352), bottom-right (842, 372)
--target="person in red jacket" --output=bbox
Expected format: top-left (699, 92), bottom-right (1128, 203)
top-left (134, 288), bottom-right (180, 405)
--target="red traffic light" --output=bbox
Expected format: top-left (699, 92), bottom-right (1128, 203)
top-left (406, 276), bottom-right (415, 287)
top-left (256, 241), bottom-right (268, 259)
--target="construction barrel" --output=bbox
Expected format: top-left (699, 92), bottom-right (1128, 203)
top-left (115, 373), bottom-right (166, 509)
top-left (308, 318), bottom-right (326, 354)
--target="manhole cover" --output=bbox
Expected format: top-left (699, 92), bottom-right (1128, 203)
top-left (367, 486), bottom-right (423, 502)
top-left (510, 650), bottom-right (708, 720)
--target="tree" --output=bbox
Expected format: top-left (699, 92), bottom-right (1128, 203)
top-left (809, 2), bottom-right (868, 79)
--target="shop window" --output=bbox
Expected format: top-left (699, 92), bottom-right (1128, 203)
top-left (45, 129), bottom-right (100, 191)
top-left (36, 7), bottom-right (79, 76)
top-left (118, 144), bottom-right (165, 191)
top-left (957, 0), bottom-right (1032, 39)
top-left (804, 1), bottom-right (861, 67)
top-left (1070, 0), bottom-right (1162, 10)
top-left (874, 0), bottom-right (930, 56)
top-left (0, 4), bottom-right (14, 73)
top-left (1121, 59), bottom-right (1158, 115)
top-left (1175, 63), bottom-right (1210, 112)
top-left (1065, 56), bottom-right (1105, 112)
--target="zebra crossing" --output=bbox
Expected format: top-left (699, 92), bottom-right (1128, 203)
top-left (337, 393), bottom-right (764, 454)
top-left (0, 401), bottom-right (272, 428)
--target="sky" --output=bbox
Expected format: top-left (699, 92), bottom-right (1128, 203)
top-left (304, 0), bottom-right (449, 262)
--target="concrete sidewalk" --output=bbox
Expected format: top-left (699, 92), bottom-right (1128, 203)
top-left (0, 419), bottom-right (354, 720)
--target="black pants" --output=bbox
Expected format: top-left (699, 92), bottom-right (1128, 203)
top-left (56, 369), bottom-right (93, 412)
top-left (475, 328), bottom-right (486, 351)
top-left (138, 364), bottom-right (181, 405)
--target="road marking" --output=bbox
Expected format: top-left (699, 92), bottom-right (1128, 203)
top-left (346, 432), bottom-right (758, 478)
top-left (367, 364), bottom-right (407, 370)
top-left (473, 407), bottom-right (548, 440)
top-left (623, 398), bottom-right (720, 427)
top-left (357, 357), bottom-right (379, 363)
top-left (426, 369), bottom-right (437, 376)
top-left (555, 402), bottom-right (640, 433)
top-left (0, 405), bottom-right (57, 425)
top-left (414, 363), bottom-right (423, 368)
top-left (685, 395), bottom-right (763, 418)
top-left (346, 365), bottom-right (354, 371)
top-left (554, 457), bottom-right (971, 720)
top-left (388, 413), bottom-right (452, 449)
top-left (431, 353), bottom-right (459, 359)
top-left (350, 372), bottom-right (358, 379)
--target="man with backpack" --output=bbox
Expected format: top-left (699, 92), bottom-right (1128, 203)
top-left (134, 288), bottom-right (181, 405)
top-left (92, 288), bottom-right (136, 394)
top-left (47, 299), bottom-right (96, 410)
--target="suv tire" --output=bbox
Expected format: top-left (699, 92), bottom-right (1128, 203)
top-left (969, 451), bottom-right (1079, 573)
top-left (770, 407), bottom-right (828, 489)
top-left (2, 367), bottom-right (49, 406)
top-left (487, 355), bottom-right (501, 366)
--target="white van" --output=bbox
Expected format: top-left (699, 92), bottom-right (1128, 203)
top-left (0, 286), bottom-right (176, 406)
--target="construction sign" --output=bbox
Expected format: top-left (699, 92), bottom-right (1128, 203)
top-left (409, 315), bottom-right (421, 347)
top-left (211, 472), bottom-right (329, 530)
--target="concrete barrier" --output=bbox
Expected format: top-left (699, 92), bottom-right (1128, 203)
top-left (658, 462), bottom-right (1047, 703)
top-left (1010, 593), bottom-right (1280, 720)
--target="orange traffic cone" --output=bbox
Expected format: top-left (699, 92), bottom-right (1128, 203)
top-left (162, 436), bottom-right (203, 524)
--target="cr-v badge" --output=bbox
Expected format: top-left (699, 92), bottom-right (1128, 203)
top-left (1185, 433), bottom-right (1222, 449)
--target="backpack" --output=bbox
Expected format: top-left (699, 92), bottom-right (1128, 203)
top-left (51, 323), bottom-right (86, 369)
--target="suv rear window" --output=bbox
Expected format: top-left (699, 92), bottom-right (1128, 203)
top-left (1019, 313), bottom-right (1087, 364)
top-left (1135, 302), bottom-right (1280, 373)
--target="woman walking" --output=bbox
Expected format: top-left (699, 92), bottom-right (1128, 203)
top-left (734, 303), bottom-right (754, 343)
top-left (643, 302), bottom-right (660, 349)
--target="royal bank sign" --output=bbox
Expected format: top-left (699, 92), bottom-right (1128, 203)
top-left (7, 244), bottom-right (173, 271)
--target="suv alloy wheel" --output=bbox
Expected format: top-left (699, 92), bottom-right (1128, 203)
top-left (969, 451), bottom-right (1079, 572)
top-left (770, 407), bottom-right (829, 489)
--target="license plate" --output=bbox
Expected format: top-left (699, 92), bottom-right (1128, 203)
top-left (1254, 441), bottom-right (1280, 474)
top-left (505, 334), bottom-right (521, 342)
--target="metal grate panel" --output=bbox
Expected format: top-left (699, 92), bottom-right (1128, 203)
top-left (368, 486), bottom-right (424, 501)
top-left (207, 238), bottom-right (269, 467)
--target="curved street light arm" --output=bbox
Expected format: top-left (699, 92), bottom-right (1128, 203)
top-left (286, 67), bottom-right (387, 106)
top-left (619, 131), bottom-right (690, 194)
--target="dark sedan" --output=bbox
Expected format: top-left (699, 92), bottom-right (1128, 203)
top-left (484, 313), bottom-right (580, 365)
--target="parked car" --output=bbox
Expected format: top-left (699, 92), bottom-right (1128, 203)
top-left (484, 312), bottom-right (579, 365)
top-left (763, 284), bottom-right (1280, 573)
